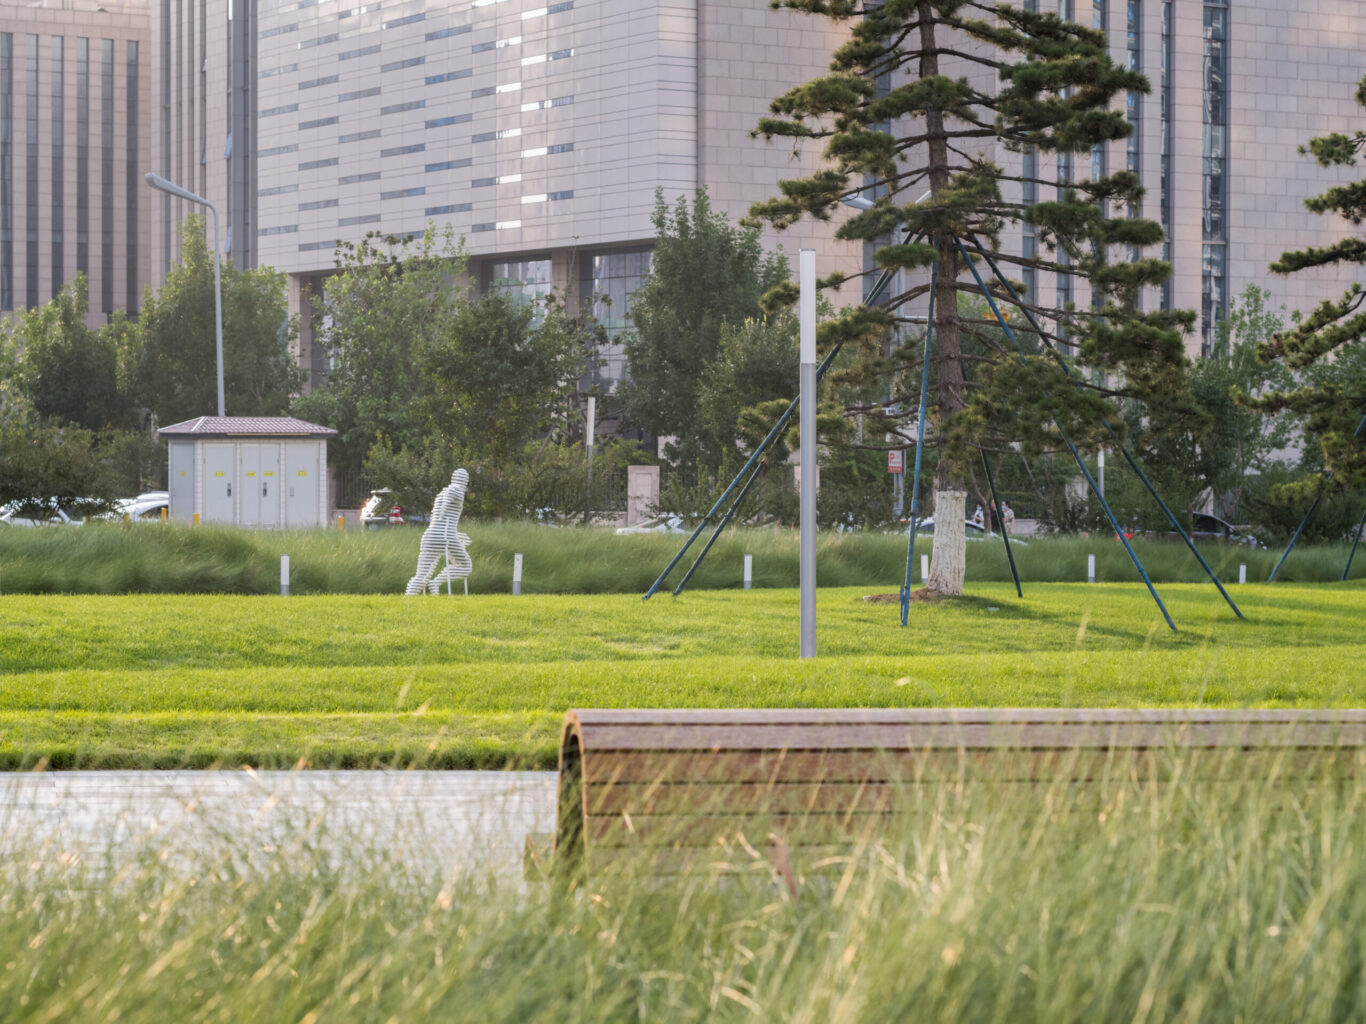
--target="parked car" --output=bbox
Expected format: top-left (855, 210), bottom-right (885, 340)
top-left (1188, 512), bottom-right (1259, 548)
top-left (0, 502), bottom-right (82, 527)
top-left (101, 491), bottom-right (170, 522)
top-left (912, 517), bottom-right (990, 539)
top-left (616, 514), bottom-right (685, 535)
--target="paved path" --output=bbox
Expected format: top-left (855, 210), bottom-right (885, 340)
top-left (0, 770), bottom-right (559, 880)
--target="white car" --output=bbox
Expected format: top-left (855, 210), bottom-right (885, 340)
top-left (106, 491), bottom-right (171, 522)
top-left (616, 514), bottom-right (685, 535)
top-left (0, 503), bottom-right (82, 527)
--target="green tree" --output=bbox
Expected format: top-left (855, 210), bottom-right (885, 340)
top-left (5, 275), bottom-right (137, 431)
top-left (1251, 74), bottom-right (1366, 493)
top-left (620, 189), bottom-right (790, 464)
top-left (136, 215), bottom-right (302, 426)
top-left (415, 289), bottom-right (585, 476)
top-left (0, 391), bottom-right (121, 518)
top-left (748, 1), bottom-right (1191, 596)
top-left (293, 227), bottom-right (466, 475)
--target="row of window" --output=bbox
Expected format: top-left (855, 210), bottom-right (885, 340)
top-left (275, 12), bottom-right (574, 53)
top-left (263, 189), bottom-right (575, 228)
top-left (259, 141), bottom-right (573, 194)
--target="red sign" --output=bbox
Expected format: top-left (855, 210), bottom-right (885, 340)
top-left (888, 450), bottom-right (904, 474)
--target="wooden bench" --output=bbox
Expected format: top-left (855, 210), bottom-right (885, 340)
top-left (543, 708), bottom-right (1366, 880)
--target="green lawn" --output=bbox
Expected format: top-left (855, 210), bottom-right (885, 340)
top-left (2, 582), bottom-right (1363, 768)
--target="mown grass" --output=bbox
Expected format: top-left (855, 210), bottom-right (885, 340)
top-left (3, 759), bottom-right (1365, 1022)
top-left (2, 583), bottom-right (1363, 768)
top-left (0, 519), bottom-right (1362, 594)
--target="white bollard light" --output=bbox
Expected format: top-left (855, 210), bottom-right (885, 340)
top-left (1239, 563), bottom-right (1247, 585)
top-left (280, 555), bottom-right (290, 597)
top-left (921, 554), bottom-right (929, 584)
top-left (512, 553), bottom-right (523, 596)
top-left (743, 553), bottom-right (753, 590)
top-left (1088, 554), bottom-right (1096, 583)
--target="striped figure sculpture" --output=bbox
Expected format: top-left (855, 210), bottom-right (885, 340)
top-left (405, 468), bottom-right (473, 595)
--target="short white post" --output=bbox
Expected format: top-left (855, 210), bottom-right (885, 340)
top-left (920, 554), bottom-right (929, 583)
top-left (1087, 553), bottom-right (1096, 583)
top-left (280, 555), bottom-right (290, 597)
top-left (743, 554), bottom-right (753, 590)
top-left (1097, 449), bottom-right (1106, 499)
top-left (1239, 563), bottom-right (1247, 585)
top-left (512, 553), bottom-right (523, 596)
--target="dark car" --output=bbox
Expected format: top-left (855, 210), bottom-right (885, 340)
top-left (1187, 512), bottom-right (1258, 547)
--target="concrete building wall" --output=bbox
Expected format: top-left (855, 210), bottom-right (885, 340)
top-left (0, 0), bottom-right (150, 324)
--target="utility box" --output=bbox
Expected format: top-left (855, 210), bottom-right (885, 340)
top-left (157, 416), bottom-right (339, 528)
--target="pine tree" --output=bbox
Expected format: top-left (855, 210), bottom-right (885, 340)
top-left (1250, 75), bottom-right (1366, 494)
top-left (748, 0), bottom-right (1191, 596)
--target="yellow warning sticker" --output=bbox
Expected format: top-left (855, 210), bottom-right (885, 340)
top-left (214, 471), bottom-right (225, 477)
top-left (264, 472), bottom-right (275, 477)
top-left (245, 472), bottom-right (256, 477)
top-left (297, 470), bottom-right (309, 476)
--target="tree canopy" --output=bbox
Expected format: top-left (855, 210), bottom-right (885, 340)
top-left (1252, 74), bottom-right (1366, 491)
top-left (619, 189), bottom-right (790, 465)
top-left (748, 0), bottom-right (1191, 594)
top-left (135, 215), bottom-right (302, 425)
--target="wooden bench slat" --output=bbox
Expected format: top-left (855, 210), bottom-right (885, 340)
top-left (551, 709), bottom-right (1366, 880)
top-left (576, 721), bottom-right (1366, 753)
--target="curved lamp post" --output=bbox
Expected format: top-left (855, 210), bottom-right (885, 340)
top-left (145, 172), bottom-right (225, 417)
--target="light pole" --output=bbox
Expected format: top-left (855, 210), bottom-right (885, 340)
top-left (145, 172), bottom-right (225, 417)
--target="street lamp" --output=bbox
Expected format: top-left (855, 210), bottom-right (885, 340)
top-left (145, 172), bottom-right (225, 417)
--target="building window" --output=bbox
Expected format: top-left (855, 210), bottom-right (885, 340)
top-left (1160, 0), bottom-right (1174, 312)
top-left (580, 247), bottom-right (651, 389)
top-left (1201, 0), bottom-right (1228, 349)
top-left (485, 255), bottom-right (551, 306)
top-left (26, 35), bottom-right (39, 310)
top-left (126, 40), bottom-right (138, 314)
top-left (50, 37), bottom-right (64, 294)
top-left (299, 156), bottom-right (339, 170)
top-left (425, 203), bottom-right (471, 215)
top-left (0, 32), bottom-right (11, 310)
top-left (75, 37), bottom-right (88, 287)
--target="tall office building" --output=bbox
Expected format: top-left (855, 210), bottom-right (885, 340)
top-left (251, 0), bottom-right (861, 391)
top-left (0, 0), bottom-right (150, 320)
top-left (1006, 0), bottom-right (1366, 353)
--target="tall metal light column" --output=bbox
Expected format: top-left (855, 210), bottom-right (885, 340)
top-left (799, 248), bottom-right (817, 658)
top-left (145, 173), bottom-right (225, 417)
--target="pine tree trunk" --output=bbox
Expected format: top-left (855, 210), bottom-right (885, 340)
top-left (927, 490), bottom-right (967, 596)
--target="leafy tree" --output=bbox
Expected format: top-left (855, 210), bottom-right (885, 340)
top-left (695, 314), bottom-right (801, 465)
top-left (5, 275), bottom-right (138, 431)
top-left (293, 227), bottom-right (466, 475)
top-left (1251, 74), bottom-right (1366, 494)
top-left (1192, 285), bottom-right (1294, 520)
top-left (747, 0), bottom-right (1192, 595)
top-left (620, 189), bottom-right (789, 464)
top-left (0, 392), bottom-right (120, 518)
top-left (415, 289), bottom-right (584, 478)
top-left (135, 215), bottom-right (302, 426)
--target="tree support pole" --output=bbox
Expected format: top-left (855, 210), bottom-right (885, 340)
top-left (671, 459), bottom-right (766, 596)
top-left (981, 448), bottom-right (1023, 598)
top-left (961, 237), bottom-right (1243, 620)
top-left (901, 257), bottom-right (938, 627)
top-left (1268, 412), bottom-right (1366, 582)
top-left (1342, 505), bottom-right (1366, 581)
top-left (645, 235), bottom-right (921, 600)
top-left (955, 240), bottom-right (1176, 631)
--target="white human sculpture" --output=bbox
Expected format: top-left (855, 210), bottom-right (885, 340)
top-left (405, 468), bottom-right (473, 595)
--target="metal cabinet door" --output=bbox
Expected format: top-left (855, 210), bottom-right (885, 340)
top-left (284, 442), bottom-right (319, 527)
top-left (168, 442), bottom-right (194, 522)
top-left (203, 444), bottom-right (236, 524)
top-left (240, 444), bottom-right (280, 528)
